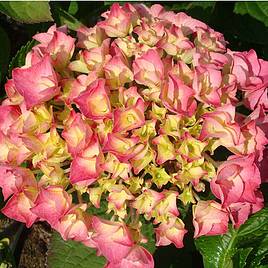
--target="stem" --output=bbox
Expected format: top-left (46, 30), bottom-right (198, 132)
top-left (64, 168), bottom-right (70, 174)
top-left (134, 211), bottom-right (140, 225)
top-left (32, 169), bottom-right (43, 175)
top-left (236, 101), bottom-right (243, 106)
top-left (77, 191), bottom-right (83, 204)
top-left (203, 153), bottom-right (222, 168)
top-left (60, 160), bottom-right (71, 167)
top-left (130, 207), bottom-right (139, 226)
top-left (140, 171), bottom-right (147, 180)
top-left (193, 191), bottom-right (200, 202)
top-left (220, 227), bottom-right (238, 268)
top-left (130, 207), bottom-right (135, 224)
top-left (67, 188), bottom-right (76, 194)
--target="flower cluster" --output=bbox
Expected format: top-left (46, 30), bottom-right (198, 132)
top-left (0, 3), bottom-right (267, 267)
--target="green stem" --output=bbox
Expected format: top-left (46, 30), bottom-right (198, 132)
top-left (203, 153), bottom-right (222, 168)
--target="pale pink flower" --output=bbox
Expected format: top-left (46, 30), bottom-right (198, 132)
top-left (77, 25), bottom-right (106, 50)
top-left (104, 54), bottom-right (133, 89)
top-left (211, 154), bottom-right (262, 207)
top-left (69, 39), bottom-right (111, 75)
top-left (134, 19), bottom-right (165, 47)
top-left (130, 143), bottom-right (155, 175)
top-left (4, 79), bottom-right (23, 105)
top-left (155, 217), bottom-right (187, 248)
top-left (161, 73), bottom-right (196, 116)
top-left (102, 153), bottom-right (131, 180)
top-left (113, 98), bottom-right (145, 133)
top-left (98, 3), bottom-right (132, 37)
top-left (62, 72), bottom-right (98, 105)
top-left (132, 189), bottom-right (164, 218)
top-left (0, 105), bottom-right (20, 135)
top-left (55, 205), bottom-right (93, 246)
top-left (31, 186), bottom-right (72, 227)
top-left (0, 166), bottom-right (36, 200)
top-left (91, 216), bottom-right (134, 263)
top-left (199, 104), bottom-right (244, 148)
top-left (157, 25), bottom-right (194, 59)
top-left (105, 246), bottom-right (154, 268)
top-left (2, 189), bottom-right (39, 227)
top-left (102, 133), bottom-right (139, 162)
top-left (228, 197), bottom-right (263, 228)
top-left (193, 200), bottom-right (229, 238)
top-left (62, 111), bottom-right (93, 156)
top-left (70, 135), bottom-right (103, 185)
top-left (133, 49), bottom-right (164, 89)
top-left (34, 26), bottom-right (75, 70)
top-left (193, 66), bottom-right (222, 106)
top-left (231, 49), bottom-right (268, 109)
top-left (12, 55), bottom-right (59, 109)
top-left (74, 78), bottom-right (112, 120)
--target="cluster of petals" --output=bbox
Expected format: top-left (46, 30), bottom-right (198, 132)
top-left (0, 3), bottom-right (267, 267)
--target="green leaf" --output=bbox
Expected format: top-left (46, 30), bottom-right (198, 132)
top-left (8, 39), bottom-right (36, 76)
top-left (0, 26), bottom-right (10, 86)
top-left (209, 3), bottom-right (268, 49)
top-left (195, 228), bottom-right (237, 268)
top-left (0, 1), bottom-right (53, 23)
top-left (168, 1), bottom-right (215, 24)
top-left (170, 1), bottom-right (215, 11)
top-left (237, 208), bottom-right (268, 241)
top-left (47, 232), bottom-right (105, 268)
top-left (233, 248), bottom-right (253, 268)
top-left (248, 235), bottom-right (268, 268)
top-left (68, 1), bottom-right (79, 15)
top-left (234, 2), bottom-right (268, 27)
top-left (86, 198), bottom-right (112, 220)
top-left (195, 208), bottom-right (268, 268)
top-left (51, 5), bottom-right (82, 31)
top-left (0, 238), bottom-right (16, 267)
top-left (140, 220), bottom-right (156, 254)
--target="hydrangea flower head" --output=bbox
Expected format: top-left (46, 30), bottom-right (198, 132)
top-left (1, 3), bottom-right (267, 267)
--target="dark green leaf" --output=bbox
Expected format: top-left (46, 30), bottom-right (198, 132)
top-left (68, 1), bottom-right (79, 16)
top-left (170, 1), bottom-right (215, 11)
top-left (195, 208), bottom-right (268, 268)
top-left (0, 1), bottom-right (53, 23)
top-left (248, 235), bottom-right (268, 268)
top-left (47, 232), bottom-right (105, 268)
top-left (237, 208), bottom-right (268, 246)
top-left (8, 39), bottom-right (36, 76)
top-left (0, 238), bottom-right (16, 267)
top-left (168, 1), bottom-right (215, 24)
top-left (195, 228), bottom-right (237, 268)
top-left (233, 248), bottom-right (253, 268)
top-left (75, 2), bottom-right (106, 27)
top-left (51, 5), bottom-right (82, 31)
top-left (140, 220), bottom-right (156, 254)
top-left (203, 2), bottom-right (268, 59)
top-left (86, 198), bottom-right (111, 220)
top-left (0, 26), bottom-right (10, 86)
top-left (234, 2), bottom-right (268, 27)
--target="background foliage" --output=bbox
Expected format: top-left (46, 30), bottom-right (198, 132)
top-left (0, 1), bottom-right (268, 268)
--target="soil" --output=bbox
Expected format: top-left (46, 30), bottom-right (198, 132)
top-left (18, 223), bottom-right (52, 268)
top-left (1, 218), bottom-right (52, 267)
